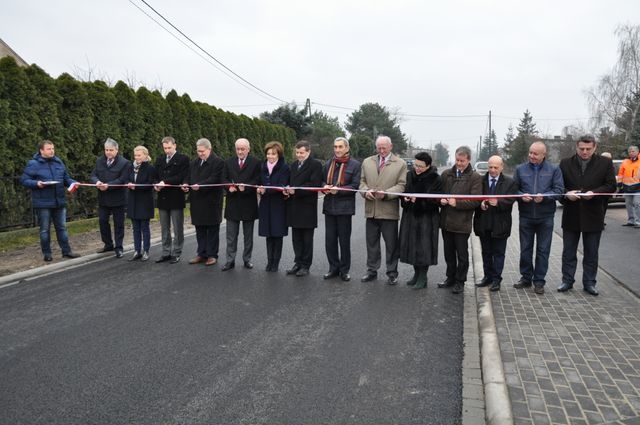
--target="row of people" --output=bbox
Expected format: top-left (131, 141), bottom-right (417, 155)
top-left (21, 135), bottom-right (630, 297)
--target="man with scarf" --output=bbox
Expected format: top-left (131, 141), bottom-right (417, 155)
top-left (321, 137), bottom-right (361, 282)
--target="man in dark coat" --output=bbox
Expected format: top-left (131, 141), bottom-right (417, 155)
top-left (473, 155), bottom-right (517, 291)
top-left (153, 136), bottom-right (190, 264)
top-left (558, 135), bottom-right (616, 296)
top-left (285, 140), bottom-right (323, 277)
top-left (90, 137), bottom-right (131, 258)
top-left (321, 137), bottom-right (361, 282)
top-left (182, 138), bottom-right (225, 266)
top-left (21, 140), bottom-right (80, 261)
top-left (221, 138), bottom-right (261, 271)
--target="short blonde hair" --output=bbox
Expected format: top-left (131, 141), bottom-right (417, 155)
top-left (133, 145), bottom-right (151, 162)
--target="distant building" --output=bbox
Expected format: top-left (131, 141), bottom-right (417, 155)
top-left (0, 38), bottom-right (29, 67)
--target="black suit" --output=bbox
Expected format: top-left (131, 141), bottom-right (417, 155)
top-left (222, 155), bottom-right (261, 265)
top-left (287, 158), bottom-right (323, 269)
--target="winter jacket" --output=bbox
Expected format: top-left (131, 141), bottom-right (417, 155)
top-left (513, 160), bottom-right (564, 219)
top-left (185, 154), bottom-right (225, 226)
top-left (21, 153), bottom-right (77, 209)
top-left (90, 155), bottom-right (131, 207)
top-left (258, 157), bottom-right (290, 237)
top-left (322, 157), bottom-right (361, 216)
top-left (473, 173), bottom-right (517, 239)
top-left (154, 151), bottom-right (190, 210)
top-left (223, 155), bottom-right (261, 221)
top-left (287, 158), bottom-right (323, 229)
top-left (126, 162), bottom-right (156, 220)
top-left (359, 153), bottom-right (407, 220)
top-left (439, 164), bottom-right (482, 233)
top-left (617, 157), bottom-right (640, 192)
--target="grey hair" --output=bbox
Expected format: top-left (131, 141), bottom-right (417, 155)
top-left (235, 138), bottom-right (250, 149)
top-left (104, 137), bottom-right (119, 149)
top-left (455, 145), bottom-right (472, 160)
top-left (196, 138), bottom-right (212, 150)
top-left (334, 137), bottom-right (350, 148)
top-left (161, 136), bottom-right (176, 145)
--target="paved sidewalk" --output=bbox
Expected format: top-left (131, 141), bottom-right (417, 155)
top-left (472, 210), bottom-right (640, 425)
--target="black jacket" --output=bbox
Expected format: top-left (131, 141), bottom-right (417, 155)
top-left (154, 151), bottom-right (190, 210)
top-left (223, 155), bottom-right (261, 221)
top-left (90, 155), bottom-right (131, 207)
top-left (185, 155), bottom-right (225, 226)
top-left (287, 158), bottom-right (323, 229)
top-left (127, 162), bottom-right (156, 220)
top-left (473, 173), bottom-right (517, 239)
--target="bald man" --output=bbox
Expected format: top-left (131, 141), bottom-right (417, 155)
top-left (473, 155), bottom-right (517, 291)
top-left (512, 141), bottom-right (564, 295)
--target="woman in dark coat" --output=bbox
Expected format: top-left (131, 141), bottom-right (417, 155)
top-left (126, 146), bottom-right (156, 261)
top-left (399, 151), bottom-right (443, 289)
top-left (257, 141), bottom-right (291, 272)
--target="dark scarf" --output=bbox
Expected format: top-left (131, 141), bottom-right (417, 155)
top-left (326, 154), bottom-right (350, 186)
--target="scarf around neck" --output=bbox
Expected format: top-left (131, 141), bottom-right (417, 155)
top-left (326, 154), bottom-right (350, 187)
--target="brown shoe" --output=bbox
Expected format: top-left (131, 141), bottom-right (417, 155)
top-left (205, 257), bottom-right (217, 266)
top-left (189, 256), bottom-right (205, 264)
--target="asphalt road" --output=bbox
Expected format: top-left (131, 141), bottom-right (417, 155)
top-left (0, 198), bottom-right (464, 425)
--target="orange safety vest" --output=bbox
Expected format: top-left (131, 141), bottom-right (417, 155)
top-left (618, 157), bottom-right (640, 186)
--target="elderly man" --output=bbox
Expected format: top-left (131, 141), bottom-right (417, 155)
top-left (437, 146), bottom-right (482, 294)
top-left (513, 141), bottom-right (564, 295)
top-left (473, 155), bottom-right (517, 292)
top-left (359, 135), bottom-right (407, 285)
top-left (558, 135), bottom-right (616, 296)
top-left (90, 138), bottom-right (131, 258)
top-left (154, 136), bottom-right (190, 264)
top-left (21, 140), bottom-right (81, 262)
top-left (618, 145), bottom-right (640, 227)
top-left (221, 138), bottom-right (261, 271)
top-left (321, 137), bottom-right (361, 282)
top-left (182, 138), bottom-right (225, 266)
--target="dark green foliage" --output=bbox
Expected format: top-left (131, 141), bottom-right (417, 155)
top-left (260, 103), bottom-right (312, 140)
top-left (479, 129), bottom-right (499, 161)
top-left (113, 81), bottom-right (144, 157)
top-left (504, 110), bottom-right (538, 167)
top-left (345, 102), bottom-right (407, 155)
top-left (83, 80), bottom-right (121, 156)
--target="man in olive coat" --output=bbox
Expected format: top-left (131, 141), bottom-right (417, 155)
top-left (558, 135), bottom-right (616, 296)
top-left (285, 140), bottom-right (323, 277)
top-left (182, 138), bottom-right (225, 266)
top-left (221, 138), bottom-right (261, 271)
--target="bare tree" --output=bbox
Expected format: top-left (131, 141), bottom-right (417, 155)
top-left (588, 24), bottom-right (640, 144)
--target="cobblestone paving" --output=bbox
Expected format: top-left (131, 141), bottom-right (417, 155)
top-left (489, 225), bottom-right (640, 425)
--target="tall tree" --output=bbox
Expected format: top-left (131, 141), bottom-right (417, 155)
top-left (504, 110), bottom-right (538, 166)
top-left (83, 80), bottom-right (121, 157)
top-left (479, 129), bottom-right (499, 161)
top-left (24, 65), bottom-right (64, 146)
top-left (112, 80), bottom-right (144, 156)
top-left (588, 24), bottom-right (640, 145)
top-left (433, 142), bottom-right (449, 167)
top-left (260, 103), bottom-right (311, 140)
top-left (345, 102), bottom-right (407, 155)
top-left (308, 111), bottom-right (344, 160)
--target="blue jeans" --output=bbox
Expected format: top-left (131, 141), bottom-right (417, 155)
top-left (561, 230), bottom-right (602, 288)
top-left (36, 207), bottom-right (72, 256)
top-left (131, 219), bottom-right (151, 253)
top-left (519, 215), bottom-right (554, 285)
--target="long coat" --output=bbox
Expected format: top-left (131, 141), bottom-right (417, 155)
top-left (21, 153), bottom-right (76, 209)
top-left (559, 154), bottom-right (616, 232)
top-left (258, 158), bottom-right (290, 237)
top-left (223, 155), bottom-right (261, 221)
top-left (127, 162), bottom-right (156, 220)
top-left (287, 158), bottom-right (323, 229)
top-left (359, 153), bottom-right (407, 220)
top-left (154, 151), bottom-right (190, 210)
top-left (185, 155), bottom-right (225, 226)
top-left (90, 154), bottom-right (131, 207)
top-left (473, 173), bottom-right (517, 239)
top-left (321, 157), bottom-right (361, 216)
top-left (439, 164), bottom-right (482, 234)
top-left (399, 167), bottom-right (442, 266)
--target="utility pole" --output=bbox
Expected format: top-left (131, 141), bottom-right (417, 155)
top-left (305, 98), bottom-right (312, 119)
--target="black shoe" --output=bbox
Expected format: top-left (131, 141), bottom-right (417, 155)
top-left (128, 252), bottom-right (142, 261)
top-left (170, 256), bottom-right (181, 264)
top-left (557, 282), bottom-right (573, 292)
top-left (622, 223), bottom-right (635, 226)
top-left (156, 255), bottom-right (172, 263)
top-left (361, 273), bottom-right (377, 282)
top-left (295, 268), bottom-right (309, 277)
top-left (489, 281), bottom-right (501, 291)
top-left (97, 246), bottom-right (114, 253)
top-left (513, 279), bottom-right (532, 289)
top-left (243, 261), bottom-right (253, 269)
top-left (221, 262), bottom-right (235, 271)
top-left (438, 280), bottom-right (455, 288)
top-left (115, 250), bottom-right (123, 259)
top-left (340, 273), bottom-right (351, 282)
top-left (62, 252), bottom-right (80, 259)
top-left (534, 284), bottom-right (545, 295)
top-left (475, 277), bottom-right (492, 287)
top-left (44, 254), bottom-right (53, 262)
top-left (286, 265), bottom-right (301, 275)
top-left (387, 275), bottom-right (399, 285)
top-left (583, 286), bottom-right (599, 296)
top-left (323, 271), bottom-right (339, 280)
top-left (452, 282), bottom-right (464, 294)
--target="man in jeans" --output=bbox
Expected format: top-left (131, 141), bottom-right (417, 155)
top-left (21, 140), bottom-right (81, 262)
top-left (513, 141), bottom-right (564, 295)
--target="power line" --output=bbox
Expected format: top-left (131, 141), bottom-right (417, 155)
top-left (131, 0), bottom-right (287, 104)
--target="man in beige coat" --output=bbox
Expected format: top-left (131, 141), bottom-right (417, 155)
top-left (359, 135), bottom-right (407, 284)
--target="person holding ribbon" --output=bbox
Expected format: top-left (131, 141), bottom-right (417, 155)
top-left (126, 146), bottom-right (156, 262)
top-left (21, 140), bottom-right (80, 262)
top-left (257, 141), bottom-right (290, 272)
top-left (321, 137), bottom-right (361, 282)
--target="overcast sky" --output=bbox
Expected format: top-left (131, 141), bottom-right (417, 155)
top-left (3, 1), bottom-right (639, 153)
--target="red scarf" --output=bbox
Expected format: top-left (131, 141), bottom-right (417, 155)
top-left (326, 154), bottom-right (350, 186)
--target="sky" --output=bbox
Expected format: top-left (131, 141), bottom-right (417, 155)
top-left (2, 0), bottom-right (639, 154)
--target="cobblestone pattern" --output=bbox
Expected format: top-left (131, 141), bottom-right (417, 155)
top-left (490, 225), bottom-right (640, 425)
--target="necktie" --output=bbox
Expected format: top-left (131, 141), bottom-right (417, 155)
top-left (298, 161), bottom-right (303, 170)
top-left (456, 169), bottom-right (461, 178)
top-left (490, 178), bottom-right (497, 194)
top-left (107, 159), bottom-right (113, 167)
top-left (379, 156), bottom-right (385, 172)
top-left (200, 159), bottom-right (204, 167)
top-left (239, 159), bottom-right (244, 169)
top-left (166, 155), bottom-right (171, 164)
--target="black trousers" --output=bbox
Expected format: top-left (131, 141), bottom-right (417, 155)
top-left (266, 236), bottom-right (283, 267)
top-left (98, 205), bottom-right (125, 250)
top-left (441, 229), bottom-right (471, 283)
top-left (325, 214), bottom-right (352, 274)
top-left (195, 224), bottom-right (220, 259)
top-left (291, 228), bottom-right (314, 268)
